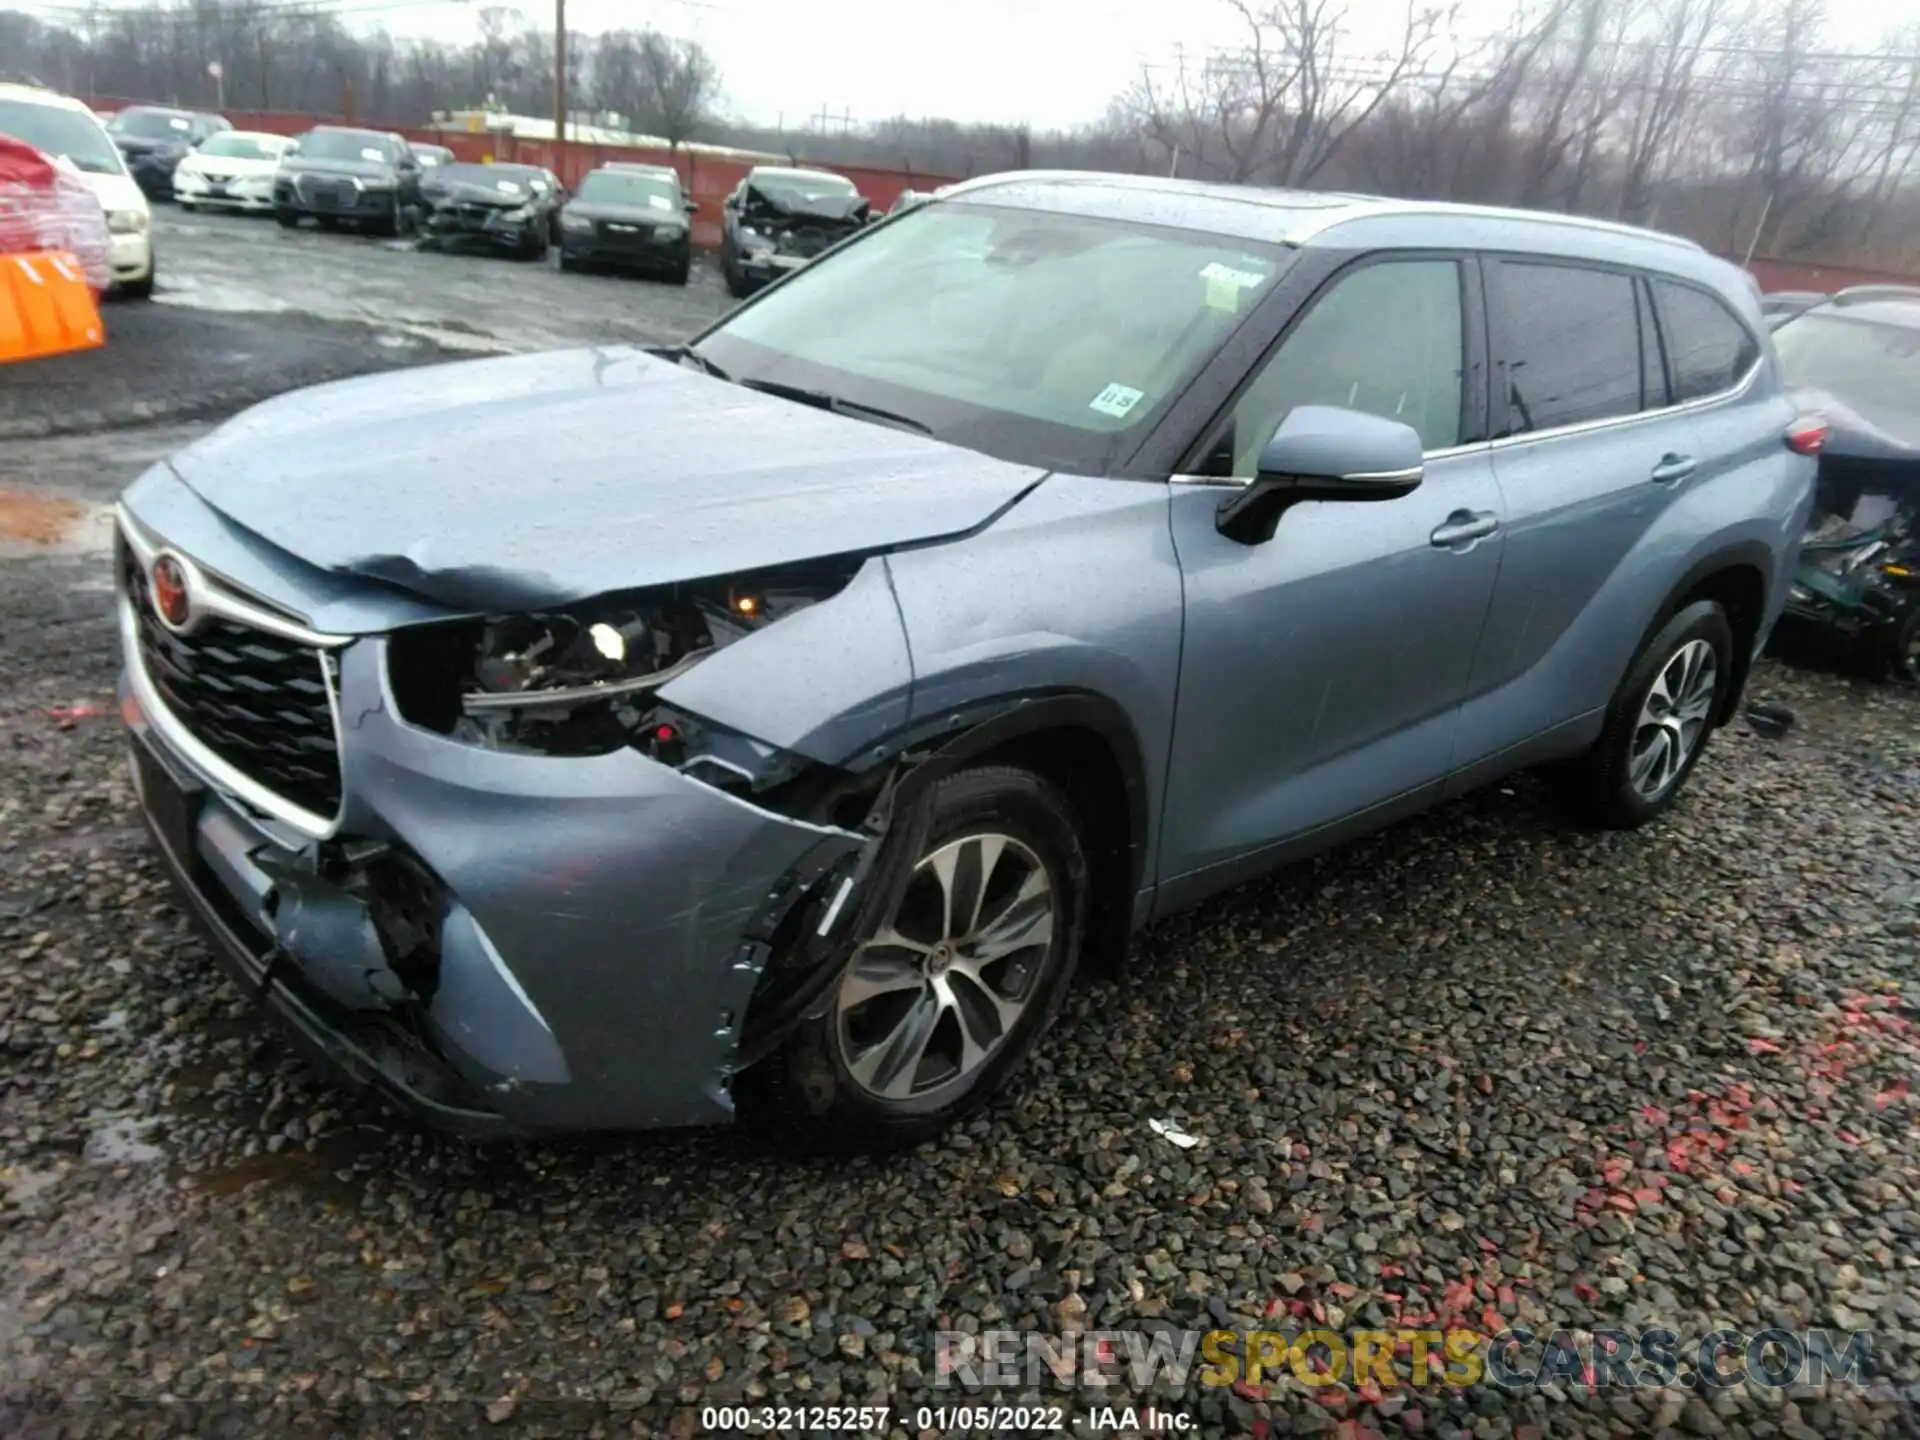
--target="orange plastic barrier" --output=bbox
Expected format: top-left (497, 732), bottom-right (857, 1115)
top-left (0, 252), bottom-right (105, 365)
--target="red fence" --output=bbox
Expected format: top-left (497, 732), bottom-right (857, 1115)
top-left (86, 99), bottom-right (954, 250)
top-left (1743, 255), bottom-right (1920, 295)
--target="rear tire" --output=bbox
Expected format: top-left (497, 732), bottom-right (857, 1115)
top-left (557, 252), bottom-right (578, 272)
top-left (736, 765), bottom-right (1089, 1155)
top-left (671, 257), bottom-right (691, 286)
top-left (1869, 605), bottom-right (1920, 687)
top-left (1552, 599), bottom-right (1734, 829)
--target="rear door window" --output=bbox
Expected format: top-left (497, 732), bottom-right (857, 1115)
top-left (1491, 261), bottom-right (1645, 436)
top-left (1652, 280), bottom-right (1761, 401)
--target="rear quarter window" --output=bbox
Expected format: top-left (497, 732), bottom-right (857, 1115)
top-left (1491, 261), bottom-right (1645, 435)
top-left (1652, 279), bottom-right (1761, 401)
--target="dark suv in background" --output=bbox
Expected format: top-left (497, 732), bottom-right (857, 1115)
top-left (421, 161), bottom-right (565, 259)
top-left (719, 165), bottom-right (870, 296)
top-left (273, 126), bottom-right (422, 235)
top-left (106, 104), bottom-right (230, 199)
top-left (556, 163), bottom-right (695, 282)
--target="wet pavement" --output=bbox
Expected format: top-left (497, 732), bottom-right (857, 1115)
top-left (1, 207), bottom-right (1917, 1439)
top-left (152, 205), bottom-right (730, 354)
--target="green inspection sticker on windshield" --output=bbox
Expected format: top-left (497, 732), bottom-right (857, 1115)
top-left (1089, 383), bottom-right (1146, 419)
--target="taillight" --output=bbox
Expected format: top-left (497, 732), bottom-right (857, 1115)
top-left (1784, 416), bottom-right (1830, 455)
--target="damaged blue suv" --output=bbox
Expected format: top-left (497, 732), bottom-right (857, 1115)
top-left (116, 173), bottom-right (1819, 1153)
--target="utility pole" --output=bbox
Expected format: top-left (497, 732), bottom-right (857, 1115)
top-left (553, 0), bottom-right (568, 180)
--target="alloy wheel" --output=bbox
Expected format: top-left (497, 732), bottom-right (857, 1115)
top-left (834, 832), bottom-right (1056, 1101)
top-left (1629, 638), bottom-right (1718, 799)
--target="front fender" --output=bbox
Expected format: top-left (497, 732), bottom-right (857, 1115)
top-left (884, 473), bottom-right (1183, 896)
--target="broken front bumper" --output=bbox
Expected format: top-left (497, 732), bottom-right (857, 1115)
top-left (117, 596), bottom-right (863, 1134)
top-left (424, 208), bottom-right (541, 250)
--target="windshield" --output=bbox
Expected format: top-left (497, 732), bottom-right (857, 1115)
top-left (1775, 312), bottom-right (1920, 445)
top-left (109, 108), bottom-right (194, 140)
top-left (696, 202), bottom-right (1289, 473)
top-left (0, 99), bottom-right (124, 174)
top-left (576, 171), bottom-right (679, 208)
top-left (197, 133), bottom-right (281, 161)
top-left (416, 148), bottom-right (452, 165)
top-left (299, 130), bottom-right (393, 163)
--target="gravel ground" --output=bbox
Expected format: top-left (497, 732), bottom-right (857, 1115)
top-left (1, 208), bottom-right (1917, 1439)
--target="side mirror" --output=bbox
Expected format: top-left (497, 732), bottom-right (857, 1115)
top-left (685, 199), bottom-right (699, 214)
top-left (1215, 405), bottom-right (1424, 545)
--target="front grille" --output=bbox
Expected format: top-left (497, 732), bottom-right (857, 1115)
top-left (121, 545), bottom-right (343, 820)
top-left (297, 176), bottom-right (357, 212)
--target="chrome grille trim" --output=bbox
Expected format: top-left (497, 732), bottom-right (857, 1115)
top-left (115, 507), bottom-right (349, 841)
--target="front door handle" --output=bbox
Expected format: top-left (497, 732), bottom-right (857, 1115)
top-left (1430, 510), bottom-right (1500, 548)
top-left (1650, 453), bottom-right (1697, 484)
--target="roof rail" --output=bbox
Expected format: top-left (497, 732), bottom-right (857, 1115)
top-left (1830, 283), bottom-right (1920, 305)
top-left (1285, 197), bottom-right (1707, 252)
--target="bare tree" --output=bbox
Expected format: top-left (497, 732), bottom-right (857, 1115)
top-left (634, 31), bottom-right (719, 149)
top-left (1613, 0), bottom-right (1745, 221)
top-left (1122, 0), bottom-right (1442, 186)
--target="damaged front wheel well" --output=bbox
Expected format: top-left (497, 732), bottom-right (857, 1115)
top-left (965, 725), bottom-right (1134, 977)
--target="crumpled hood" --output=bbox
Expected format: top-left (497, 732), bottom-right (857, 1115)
top-left (164, 347), bottom-right (1047, 611)
top-left (745, 185), bottom-right (870, 225)
top-left (425, 178), bottom-right (536, 209)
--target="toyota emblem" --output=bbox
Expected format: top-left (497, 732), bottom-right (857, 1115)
top-left (151, 554), bottom-right (191, 629)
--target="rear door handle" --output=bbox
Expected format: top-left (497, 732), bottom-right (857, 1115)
top-left (1430, 510), bottom-right (1500, 548)
top-left (1650, 454), bottom-right (1697, 484)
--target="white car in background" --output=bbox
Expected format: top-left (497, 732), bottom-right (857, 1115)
top-left (0, 80), bottom-right (154, 297)
top-left (174, 130), bottom-right (292, 214)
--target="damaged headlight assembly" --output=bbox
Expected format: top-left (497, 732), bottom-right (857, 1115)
top-left (385, 558), bottom-right (863, 786)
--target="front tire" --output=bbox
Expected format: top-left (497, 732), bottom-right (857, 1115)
top-left (1553, 599), bottom-right (1733, 828)
top-left (274, 206), bottom-right (299, 228)
top-left (722, 248), bottom-right (750, 298)
top-left (120, 254), bottom-right (156, 300)
top-left (737, 765), bottom-right (1089, 1155)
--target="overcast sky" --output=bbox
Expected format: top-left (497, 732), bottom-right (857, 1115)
top-left (452, 0), bottom-right (1920, 130)
top-left (17, 0), bottom-right (1920, 130)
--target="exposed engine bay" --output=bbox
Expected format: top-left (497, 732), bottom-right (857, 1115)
top-left (385, 559), bottom-right (862, 771)
top-left (740, 181), bottom-right (871, 258)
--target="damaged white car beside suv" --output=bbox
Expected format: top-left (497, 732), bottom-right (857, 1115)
top-left (0, 81), bottom-right (154, 296)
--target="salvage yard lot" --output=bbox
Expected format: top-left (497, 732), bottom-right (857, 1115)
top-left (0, 209), bottom-right (1917, 1438)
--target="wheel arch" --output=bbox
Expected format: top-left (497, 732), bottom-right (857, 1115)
top-left (902, 691), bottom-right (1149, 976)
top-left (1644, 541), bottom-right (1773, 725)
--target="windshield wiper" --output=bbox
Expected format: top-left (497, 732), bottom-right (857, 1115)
top-left (737, 377), bottom-right (933, 435)
top-left (663, 344), bottom-right (731, 382)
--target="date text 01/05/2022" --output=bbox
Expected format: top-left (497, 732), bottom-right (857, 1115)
top-left (697, 1404), bottom-right (1197, 1432)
